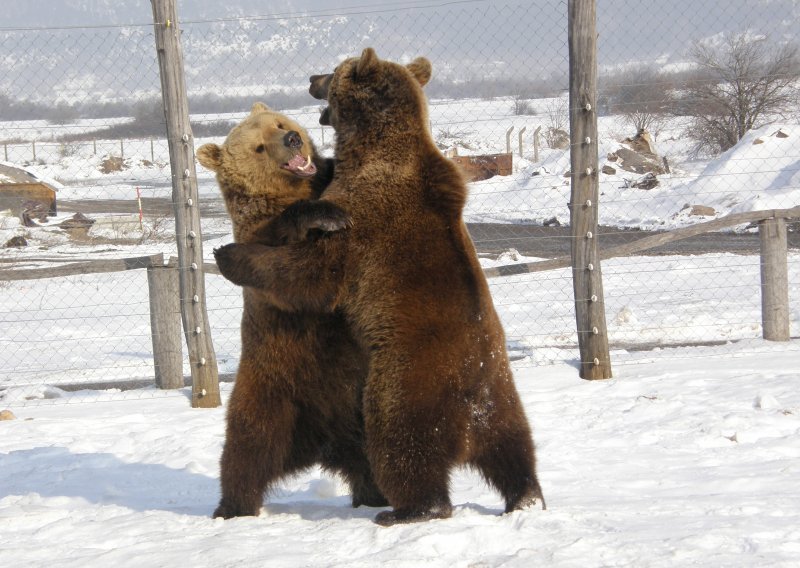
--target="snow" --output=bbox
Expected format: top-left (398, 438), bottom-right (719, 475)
top-left (1, 98), bottom-right (799, 566)
top-left (1, 343), bottom-right (799, 567)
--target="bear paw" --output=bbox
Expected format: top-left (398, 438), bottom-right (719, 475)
top-left (213, 502), bottom-right (259, 520)
top-left (373, 502), bottom-right (453, 527)
top-left (254, 199), bottom-right (352, 245)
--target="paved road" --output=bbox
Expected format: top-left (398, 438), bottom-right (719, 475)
top-left (59, 197), bottom-right (800, 257)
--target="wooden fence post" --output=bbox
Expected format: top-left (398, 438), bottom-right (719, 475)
top-left (568, 0), bottom-right (612, 380)
top-left (759, 217), bottom-right (790, 341)
top-left (147, 262), bottom-right (184, 388)
top-left (151, 0), bottom-right (221, 408)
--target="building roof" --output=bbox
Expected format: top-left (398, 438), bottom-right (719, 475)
top-left (0, 163), bottom-right (58, 191)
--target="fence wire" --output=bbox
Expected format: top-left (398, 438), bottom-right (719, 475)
top-left (1, 0), bottom-right (798, 406)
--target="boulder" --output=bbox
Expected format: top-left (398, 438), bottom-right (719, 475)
top-left (614, 148), bottom-right (666, 175)
top-left (685, 204), bottom-right (716, 217)
top-left (59, 212), bottom-right (95, 230)
top-left (3, 236), bottom-right (27, 248)
top-left (631, 172), bottom-right (659, 190)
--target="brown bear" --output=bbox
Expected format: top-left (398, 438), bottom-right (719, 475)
top-left (214, 50), bottom-right (545, 526)
top-left (196, 102), bottom-right (386, 519)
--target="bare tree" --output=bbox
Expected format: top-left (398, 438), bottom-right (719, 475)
top-left (604, 65), bottom-right (671, 136)
top-left (511, 93), bottom-right (537, 116)
top-left (676, 32), bottom-right (800, 153)
top-left (543, 96), bottom-right (569, 149)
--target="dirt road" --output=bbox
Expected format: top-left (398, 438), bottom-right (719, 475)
top-left (59, 197), bottom-right (800, 257)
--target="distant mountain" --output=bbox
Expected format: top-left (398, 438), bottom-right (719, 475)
top-left (1, 1), bottom-right (797, 109)
top-left (1, 1), bottom-right (297, 27)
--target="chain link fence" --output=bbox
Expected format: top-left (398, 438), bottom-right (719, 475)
top-left (1, 0), bottom-right (798, 406)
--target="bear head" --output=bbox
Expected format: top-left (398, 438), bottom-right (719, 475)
top-left (309, 48), bottom-right (432, 134)
top-left (196, 102), bottom-right (318, 197)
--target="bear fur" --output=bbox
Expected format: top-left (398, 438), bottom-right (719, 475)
top-left (214, 50), bottom-right (545, 525)
top-left (196, 102), bottom-right (386, 519)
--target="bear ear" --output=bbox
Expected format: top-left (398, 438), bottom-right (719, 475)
top-left (356, 47), bottom-right (379, 77)
top-left (406, 57), bottom-right (432, 87)
top-left (250, 102), bottom-right (270, 115)
top-left (196, 144), bottom-right (223, 172)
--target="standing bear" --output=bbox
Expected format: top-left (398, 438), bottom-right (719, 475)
top-left (214, 50), bottom-right (545, 526)
top-left (197, 102), bottom-right (385, 519)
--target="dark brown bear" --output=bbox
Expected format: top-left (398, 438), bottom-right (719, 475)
top-left (196, 102), bottom-right (385, 519)
top-left (214, 50), bottom-right (545, 526)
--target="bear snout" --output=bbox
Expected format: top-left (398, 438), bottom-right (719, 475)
top-left (309, 73), bottom-right (332, 100)
top-left (284, 131), bottom-right (303, 149)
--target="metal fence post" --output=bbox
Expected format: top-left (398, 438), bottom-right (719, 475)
top-left (568, 0), bottom-right (612, 380)
top-left (151, 0), bottom-right (221, 407)
top-left (506, 126), bottom-right (514, 154)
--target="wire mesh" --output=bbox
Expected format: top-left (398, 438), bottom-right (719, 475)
top-left (1, 0), bottom-right (798, 406)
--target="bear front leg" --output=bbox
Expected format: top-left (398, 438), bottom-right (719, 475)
top-left (213, 234), bottom-right (347, 313)
top-left (253, 200), bottom-right (352, 245)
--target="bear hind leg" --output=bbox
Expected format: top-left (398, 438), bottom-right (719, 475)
top-left (471, 420), bottom-right (546, 514)
top-left (213, 394), bottom-right (298, 519)
top-left (321, 439), bottom-right (388, 508)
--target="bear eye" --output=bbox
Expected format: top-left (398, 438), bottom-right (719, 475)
top-left (255, 144), bottom-right (265, 153)
top-left (276, 122), bottom-right (284, 130)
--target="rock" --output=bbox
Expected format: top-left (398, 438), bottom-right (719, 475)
top-left (0, 409), bottom-right (16, 421)
top-left (59, 212), bottom-right (95, 230)
top-left (631, 172), bottom-right (659, 190)
top-left (601, 164), bottom-right (616, 175)
top-left (622, 129), bottom-right (656, 155)
top-left (773, 128), bottom-right (789, 139)
top-left (100, 156), bottom-right (126, 174)
top-left (607, 152), bottom-right (619, 162)
top-left (497, 248), bottom-right (522, 262)
top-left (686, 205), bottom-right (716, 217)
top-left (20, 200), bottom-right (50, 226)
top-left (543, 216), bottom-right (561, 227)
top-left (615, 148), bottom-right (666, 175)
top-left (4, 236), bottom-right (28, 248)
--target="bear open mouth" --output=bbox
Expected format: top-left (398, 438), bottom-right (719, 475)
top-left (282, 153), bottom-right (317, 178)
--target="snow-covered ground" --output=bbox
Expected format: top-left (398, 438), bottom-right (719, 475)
top-left (1, 341), bottom-right (799, 567)
top-left (1, 98), bottom-right (799, 565)
top-left (1, 100), bottom-right (797, 386)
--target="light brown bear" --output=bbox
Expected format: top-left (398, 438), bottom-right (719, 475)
top-left (196, 102), bottom-right (386, 519)
top-left (214, 50), bottom-right (545, 526)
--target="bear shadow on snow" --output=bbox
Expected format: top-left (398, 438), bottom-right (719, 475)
top-left (197, 102), bottom-right (386, 520)
top-left (214, 48), bottom-right (545, 526)
top-left (0, 447), bottom-right (216, 515)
